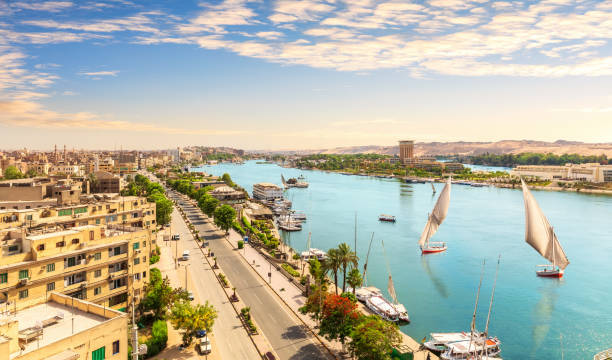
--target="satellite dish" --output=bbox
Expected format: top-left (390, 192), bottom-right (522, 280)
top-left (138, 344), bottom-right (148, 355)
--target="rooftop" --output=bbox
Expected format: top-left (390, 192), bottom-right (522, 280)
top-left (0, 293), bottom-right (123, 359)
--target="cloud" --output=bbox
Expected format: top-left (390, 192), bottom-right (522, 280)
top-left (62, 90), bottom-right (78, 96)
top-left (12, 1), bottom-right (73, 12)
top-left (0, 99), bottom-right (245, 135)
top-left (79, 70), bottom-right (119, 77)
top-left (256, 31), bottom-right (284, 40)
top-left (0, 29), bottom-right (111, 44)
top-left (177, 0), bottom-right (256, 34)
top-left (22, 13), bottom-right (162, 33)
top-left (269, 0), bottom-right (335, 23)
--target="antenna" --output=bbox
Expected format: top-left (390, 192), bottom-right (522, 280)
top-left (483, 255), bottom-right (501, 358)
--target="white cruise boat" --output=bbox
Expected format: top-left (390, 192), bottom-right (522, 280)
top-left (424, 332), bottom-right (474, 354)
top-left (365, 294), bottom-right (400, 322)
top-left (354, 286), bottom-right (382, 302)
top-left (440, 338), bottom-right (502, 360)
top-left (300, 248), bottom-right (327, 261)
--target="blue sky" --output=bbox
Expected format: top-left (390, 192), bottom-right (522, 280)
top-left (0, 0), bottom-right (611, 150)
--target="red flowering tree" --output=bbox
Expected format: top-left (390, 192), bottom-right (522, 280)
top-left (319, 294), bottom-right (361, 351)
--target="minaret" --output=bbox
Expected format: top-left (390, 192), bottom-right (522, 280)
top-left (63, 145), bottom-right (66, 163)
top-left (54, 144), bottom-right (58, 164)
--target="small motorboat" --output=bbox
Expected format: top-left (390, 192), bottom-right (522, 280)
top-left (379, 214), bottom-right (396, 222)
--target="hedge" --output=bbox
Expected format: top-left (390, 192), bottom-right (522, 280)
top-left (145, 319), bottom-right (168, 357)
top-left (282, 263), bottom-right (300, 277)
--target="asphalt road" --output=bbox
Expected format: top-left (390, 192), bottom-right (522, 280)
top-left (168, 191), bottom-right (332, 360)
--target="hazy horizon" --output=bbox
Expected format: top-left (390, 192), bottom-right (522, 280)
top-left (1, 0), bottom-right (611, 149)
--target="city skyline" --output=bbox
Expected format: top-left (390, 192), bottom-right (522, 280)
top-left (1, 0), bottom-right (611, 149)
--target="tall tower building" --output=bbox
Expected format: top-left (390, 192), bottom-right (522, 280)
top-left (399, 140), bottom-right (414, 165)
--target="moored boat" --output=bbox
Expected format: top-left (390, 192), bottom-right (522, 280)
top-left (365, 294), bottom-right (399, 322)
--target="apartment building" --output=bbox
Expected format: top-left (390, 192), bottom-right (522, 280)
top-left (0, 225), bottom-right (150, 312)
top-left (50, 164), bottom-right (84, 177)
top-left (0, 195), bottom-right (157, 232)
top-left (0, 292), bottom-right (127, 360)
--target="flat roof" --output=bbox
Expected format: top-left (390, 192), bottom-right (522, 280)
top-left (6, 300), bottom-right (115, 359)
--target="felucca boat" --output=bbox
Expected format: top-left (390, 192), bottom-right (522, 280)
top-left (521, 179), bottom-right (569, 278)
top-left (419, 177), bottom-right (451, 254)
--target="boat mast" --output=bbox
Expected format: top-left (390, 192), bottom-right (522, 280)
top-left (469, 260), bottom-right (486, 353)
top-left (551, 226), bottom-right (556, 270)
top-left (354, 212), bottom-right (357, 255)
top-left (484, 255), bottom-right (501, 357)
top-left (362, 232), bottom-right (375, 286)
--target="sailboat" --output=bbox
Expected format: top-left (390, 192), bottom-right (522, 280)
top-left (431, 182), bottom-right (437, 194)
top-left (419, 177), bottom-right (451, 254)
top-left (382, 239), bottom-right (410, 323)
top-left (521, 179), bottom-right (569, 278)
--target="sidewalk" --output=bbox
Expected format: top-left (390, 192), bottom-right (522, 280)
top-left (225, 226), bottom-right (438, 360)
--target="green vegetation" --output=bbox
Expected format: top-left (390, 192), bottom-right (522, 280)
top-left (347, 268), bottom-right (363, 296)
top-left (200, 196), bottom-right (219, 217)
top-left (337, 243), bottom-right (359, 293)
top-left (170, 300), bottom-right (217, 346)
top-left (221, 173), bottom-right (236, 187)
top-left (140, 268), bottom-right (189, 319)
top-left (240, 307), bottom-right (257, 333)
top-left (149, 254), bottom-right (160, 264)
top-left (237, 240), bottom-right (244, 249)
top-left (213, 204), bottom-right (236, 234)
top-left (217, 273), bottom-right (229, 287)
top-left (145, 320), bottom-right (168, 357)
top-left (349, 315), bottom-right (402, 360)
top-left (2, 166), bottom-right (24, 180)
top-left (232, 221), bottom-right (246, 235)
top-left (326, 248), bottom-right (341, 295)
top-left (296, 154), bottom-right (403, 175)
top-left (122, 174), bottom-right (172, 225)
top-left (282, 263), bottom-right (300, 277)
top-left (463, 152), bottom-right (608, 167)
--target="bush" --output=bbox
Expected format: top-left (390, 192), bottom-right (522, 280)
top-left (282, 263), bottom-right (300, 277)
top-left (149, 255), bottom-right (160, 264)
top-left (145, 319), bottom-right (168, 357)
top-left (233, 221), bottom-right (246, 236)
top-left (238, 240), bottom-right (244, 249)
top-left (218, 273), bottom-right (229, 287)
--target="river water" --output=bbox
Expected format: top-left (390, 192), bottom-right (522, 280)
top-left (192, 161), bottom-right (612, 360)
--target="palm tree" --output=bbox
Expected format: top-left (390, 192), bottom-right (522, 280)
top-left (325, 248), bottom-right (342, 295)
top-left (337, 243), bottom-right (358, 293)
top-left (347, 267), bottom-right (363, 296)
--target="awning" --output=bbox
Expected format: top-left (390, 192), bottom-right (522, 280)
top-left (46, 350), bottom-right (80, 360)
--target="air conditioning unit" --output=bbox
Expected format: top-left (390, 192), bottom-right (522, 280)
top-left (80, 282), bottom-right (87, 288)
top-left (135, 249), bottom-right (141, 254)
top-left (19, 278), bottom-right (28, 286)
top-left (80, 258), bottom-right (87, 265)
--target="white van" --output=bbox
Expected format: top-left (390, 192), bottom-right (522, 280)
top-left (182, 250), bottom-right (190, 261)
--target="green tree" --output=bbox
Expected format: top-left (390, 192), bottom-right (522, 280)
top-left (349, 315), bottom-right (402, 360)
top-left (3, 166), bottom-right (23, 179)
top-left (25, 169), bottom-right (40, 178)
top-left (213, 204), bottom-right (236, 234)
top-left (148, 191), bottom-right (173, 225)
top-left (347, 268), bottom-right (363, 296)
top-left (170, 300), bottom-right (218, 346)
top-left (221, 173), bottom-right (235, 187)
top-left (337, 243), bottom-right (359, 293)
top-left (325, 248), bottom-right (342, 295)
top-left (200, 196), bottom-right (219, 217)
top-left (140, 269), bottom-right (188, 319)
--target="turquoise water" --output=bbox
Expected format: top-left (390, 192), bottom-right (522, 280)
top-left (193, 161), bottom-right (612, 360)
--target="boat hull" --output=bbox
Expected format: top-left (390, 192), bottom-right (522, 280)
top-left (536, 269), bottom-right (564, 278)
top-left (421, 243), bottom-right (447, 254)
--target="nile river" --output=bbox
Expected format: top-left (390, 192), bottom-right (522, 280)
top-left (193, 161), bottom-right (612, 360)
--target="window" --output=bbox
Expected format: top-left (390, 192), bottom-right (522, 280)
top-left (142, 271), bottom-right (146, 278)
top-left (133, 242), bottom-right (140, 250)
top-left (72, 238), bottom-right (80, 244)
top-left (94, 269), bottom-right (102, 278)
top-left (19, 270), bottom-right (28, 279)
top-left (95, 218), bottom-right (101, 225)
top-left (142, 241), bottom-right (146, 247)
top-left (47, 263), bottom-right (55, 272)
top-left (143, 256), bottom-right (146, 263)
top-left (8, 245), bottom-right (19, 253)
top-left (74, 207), bottom-right (87, 214)
top-left (19, 289), bottom-right (28, 299)
top-left (133, 258), bottom-right (140, 265)
top-left (94, 252), bottom-right (102, 260)
top-left (0, 273), bottom-right (7, 283)
top-left (56, 241), bottom-right (65, 248)
top-left (67, 257), bottom-right (76, 267)
top-left (94, 287), bottom-right (101, 295)
top-left (112, 340), bottom-right (120, 355)
top-left (58, 209), bottom-right (72, 216)
top-left (134, 273), bottom-right (141, 281)
top-left (89, 230), bottom-right (95, 240)
top-left (37, 244), bottom-right (45, 251)
top-left (47, 282), bottom-right (55, 291)
top-left (92, 346), bottom-right (105, 360)
top-left (25, 214), bottom-right (33, 220)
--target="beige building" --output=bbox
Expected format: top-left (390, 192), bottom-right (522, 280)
top-left (91, 171), bottom-right (124, 193)
top-left (50, 164), bottom-right (83, 177)
top-left (0, 292), bottom-right (127, 360)
top-left (252, 183), bottom-right (283, 201)
top-left (511, 163), bottom-right (612, 183)
top-left (26, 163), bottom-right (50, 176)
top-left (399, 140), bottom-right (415, 165)
top-left (0, 195), bottom-right (157, 232)
top-left (210, 186), bottom-right (246, 204)
top-left (0, 224), bottom-right (150, 312)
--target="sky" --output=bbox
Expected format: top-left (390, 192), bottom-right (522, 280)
top-left (0, 0), bottom-right (611, 150)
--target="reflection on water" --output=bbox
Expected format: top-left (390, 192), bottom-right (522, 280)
top-left (421, 255), bottom-right (450, 298)
top-left (531, 279), bottom-right (563, 357)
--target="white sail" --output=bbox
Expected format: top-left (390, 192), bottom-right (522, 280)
top-left (431, 182), bottom-right (436, 193)
top-left (281, 174), bottom-right (288, 187)
top-left (418, 177), bottom-right (452, 247)
top-left (388, 275), bottom-right (398, 304)
top-left (521, 180), bottom-right (569, 270)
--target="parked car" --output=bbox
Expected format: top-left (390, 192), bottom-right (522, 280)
top-left (182, 250), bottom-right (190, 261)
top-left (187, 291), bottom-right (194, 301)
top-left (197, 336), bottom-right (212, 355)
top-left (195, 329), bottom-right (207, 338)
